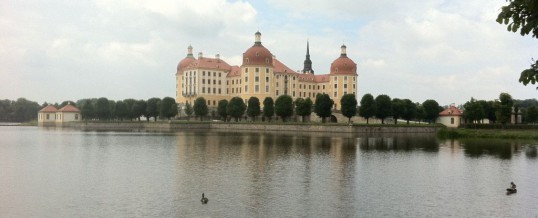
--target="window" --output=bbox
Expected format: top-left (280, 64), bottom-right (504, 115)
top-left (213, 80), bottom-right (216, 84)
top-left (219, 73), bottom-right (221, 77)
top-left (276, 82), bottom-right (279, 87)
top-left (255, 76), bottom-right (259, 82)
top-left (265, 86), bottom-right (269, 92)
top-left (246, 58), bottom-right (249, 63)
top-left (293, 91), bottom-right (295, 97)
top-left (293, 84), bottom-right (295, 88)
top-left (323, 85), bottom-right (325, 89)
top-left (213, 72), bottom-right (216, 77)
top-left (245, 68), bottom-right (249, 73)
top-left (334, 84), bottom-right (337, 88)
top-left (207, 100), bottom-right (210, 105)
top-left (202, 87), bottom-right (205, 93)
top-left (75, 114), bottom-right (79, 120)
top-left (202, 79), bottom-right (205, 84)
top-left (266, 68), bottom-right (269, 73)
top-left (213, 88), bottom-right (216, 93)
top-left (344, 84), bottom-right (347, 88)
top-left (208, 88), bottom-right (211, 94)
top-left (266, 77), bottom-right (269, 82)
top-left (344, 76), bottom-right (347, 81)
top-left (451, 118), bottom-right (454, 124)
top-left (218, 89), bottom-right (221, 94)
top-left (265, 58), bottom-right (269, 63)
top-left (232, 80), bottom-right (234, 85)
top-left (203, 71), bottom-right (205, 76)
top-left (245, 76), bottom-right (248, 82)
top-left (213, 100), bottom-right (216, 105)
top-left (218, 80), bottom-right (221, 85)
top-left (334, 92), bottom-right (337, 97)
top-left (255, 68), bottom-right (259, 73)
top-left (256, 52), bottom-right (259, 57)
top-left (46, 114), bottom-right (49, 120)
top-left (255, 85), bottom-right (259, 92)
top-left (276, 90), bottom-right (279, 95)
top-left (245, 85), bottom-right (248, 92)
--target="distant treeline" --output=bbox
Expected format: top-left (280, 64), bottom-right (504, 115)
top-left (0, 98), bottom-right (41, 122)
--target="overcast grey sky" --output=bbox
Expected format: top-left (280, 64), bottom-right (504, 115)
top-left (1, 0), bottom-right (537, 106)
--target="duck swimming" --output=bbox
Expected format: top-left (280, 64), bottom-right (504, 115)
top-left (201, 193), bottom-right (208, 204)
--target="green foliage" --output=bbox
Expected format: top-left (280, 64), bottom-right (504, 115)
top-left (96, 97), bottom-right (111, 120)
top-left (422, 99), bottom-right (440, 124)
top-left (496, 93), bottom-right (514, 125)
top-left (114, 100), bottom-right (128, 121)
top-left (295, 97), bottom-right (313, 122)
top-left (314, 93), bottom-right (333, 123)
top-left (247, 97), bottom-right (261, 121)
top-left (123, 99), bottom-right (136, 120)
top-left (132, 100), bottom-right (147, 121)
top-left (375, 94), bottom-right (392, 124)
top-left (340, 94), bottom-right (357, 123)
top-left (526, 105), bottom-right (538, 123)
top-left (146, 98), bottom-right (161, 121)
top-left (80, 99), bottom-right (95, 120)
top-left (193, 97), bottom-right (209, 121)
top-left (227, 97), bottom-right (246, 122)
top-left (463, 98), bottom-right (485, 124)
top-left (497, 1), bottom-right (538, 89)
top-left (263, 97), bottom-right (275, 122)
top-left (1, 98), bottom-right (41, 122)
top-left (359, 93), bottom-right (376, 124)
top-left (479, 100), bottom-right (497, 123)
top-left (217, 99), bottom-right (228, 121)
top-left (391, 98), bottom-right (404, 124)
top-left (401, 99), bottom-right (417, 124)
top-left (275, 95), bottom-right (294, 122)
top-left (159, 97), bottom-right (178, 120)
top-left (184, 102), bottom-right (193, 120)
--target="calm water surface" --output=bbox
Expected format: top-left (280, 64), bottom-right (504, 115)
top-left (0, 126), bottom-right (537, 217)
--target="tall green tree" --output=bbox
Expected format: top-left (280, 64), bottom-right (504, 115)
top-left (527, 105), bottom-right (538, 124)
top-left (146, 98), bottom-right (161, 121)
top-left (464, 98), bottom-right (485, 124)
top-left (95, 97), bottom-right (111, 120)
top-left (275, 95), bottom-right (293, 122)
top-left (123, 99), bottom-right (137, 120)
top-left (160, 97), bottom-right (178, 120)
top-left (375, 94), bottom-right (392, 124)
top-left (227, 97), bottom-right (246, 122)
top-left (422, 99), bottom-right (440, 124)
top-left (184, 102), bottom-right (193, 121)
top-left (263, 97), bottom-right (275, 122)
top-left (497, 0), bottom-right (538, 89)
top-left (132, 100), bottom-right (147, 121)
top-left (401, 99), bottom-right (417, 124)
top-left (359, 93), bottom-right (376, 124)
top-left (314, 93), bottom-right (333, 123)
top-left (12, 98), bottom-right (40, 122)
top-left (340, 94), bottom-right (357, 123)
top-left (114, 100), bottom-right (128, 121)
top-left (496, 92), bottom-right (514, 125)
top-left (391, 98), bottom-right (404, 124)
top-left (217, 100), bottom-right (228, 121)
top-left (80, 99), bottom-right (95, 120)
top-left (247, 97), bottom-right (261, 121)
top-left (193, 97), bottom-right (209, 121)
top-left (295, 97), bottom-right (313, 122)
top-left (479, 100), bottom-right (496, 124)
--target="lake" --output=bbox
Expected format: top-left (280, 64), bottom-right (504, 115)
top-left (0, 126), bottom-right (537, 217)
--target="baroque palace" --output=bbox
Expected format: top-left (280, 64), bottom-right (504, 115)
top-left (175, 31), bottom-right (358, 112)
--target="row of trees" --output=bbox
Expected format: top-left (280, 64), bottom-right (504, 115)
top-left (76, 97), bottom-right (178, 121)
top-left (184, 93), bottom-right (358, 123)
top-left (0, 98), bottom-right (41, 122)
top-left (463, 93), bottom-right (538, 125)
top-left (358, 94), bottom-right (442, 124)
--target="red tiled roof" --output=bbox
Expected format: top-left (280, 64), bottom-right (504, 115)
top-left (39, 105), bottom-right (58, 112)
top-left (314, 74), bottom-right (330, 83)
top-left (330, 56), bottom-right (357, 75)
top-left (176, 57), bottom-right (196, 75)
top-left (227, 66), bottom-right (241, 77)
top-left (439, 106), bottom-right (463, 116)
top-left (185, 57), bottom-right (232, 71)
top-left (58, 104), bottom-right (80, 112)
top-left (273, 58), bottom-right (296, 74)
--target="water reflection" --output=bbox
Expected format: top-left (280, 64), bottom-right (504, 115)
top-left (441, 138), bottom-right (537, 159)
top-left (357, 133), bottom-right (439, 152)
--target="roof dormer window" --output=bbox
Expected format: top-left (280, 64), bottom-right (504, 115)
top-left (256, 52), bottom-right (259, 57)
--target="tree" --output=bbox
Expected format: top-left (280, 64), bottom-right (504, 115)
top-left (496, 92), bottom-right (514, 125)
top-left (295, 97), bottom-right (313, 122)
top-left (391, 98), bottom-right (404, 124)
top-left (263, 97), bottom-right (275, 122)
top-left (132, 100), bottom-right (147, 121)
top-left (527, 105), bottom-right (538, 124)
top-left (275, 95), bottom-right (293, 122)
top-left (193, 97), bottom-right (209, 121)
top-left (217, 99), bottom-right (228, 121)
top-left (227, 97), bottom-right (246, 122)
top-left (114, 100), bottom-right (129, 121)
top-left (146, 98), bottom-right (161, 121)
top-left (314, 93), bottom-right (333, 123)
top-left (359, 94), bottom-right (376, 124)
top-left (184, 102), bottom-right (193, 121)
top-left (247, 97), bottom-right (261, 121)
top-left (401, 99), bottom-right (417, 124)
top-left (340, 94), bottom-right (357, 123)
top-left (80, 99), bottom-right (95, 120)
top-left (422, 99), bottom-right (440, 124)
top-left (497, 1), bottom-right (538, 89)
top-left (11, 98), bottom-right (40, 122)
top-left (416, 103), bottom-right (425, 123)
top-left (123, 99), bottom-right (137, 120)
top-left (464, 98), bottom-right (485, 124)
top-left (479, 100), bottom-right (496, 124)
top-left (95, 97), bottom-right (111, 120)
top-left (160, 97), bottom-right (178, 120)
top-left (375, 94), bottom-right (392, 124)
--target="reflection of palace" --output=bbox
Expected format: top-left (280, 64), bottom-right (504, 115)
top-left (176, 32), bottom-right (358, 111)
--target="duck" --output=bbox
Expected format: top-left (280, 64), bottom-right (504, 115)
top-left (201, 193), bottom-right (208, 204)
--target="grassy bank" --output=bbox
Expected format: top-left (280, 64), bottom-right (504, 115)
top-left (438, 127), bottom-right (538, 140)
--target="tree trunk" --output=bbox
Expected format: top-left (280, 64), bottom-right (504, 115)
top-left (366, 118), bottom-right (369, 124)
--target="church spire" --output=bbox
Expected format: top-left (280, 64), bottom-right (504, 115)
top-left (302, 40), bottom-right (314, 74)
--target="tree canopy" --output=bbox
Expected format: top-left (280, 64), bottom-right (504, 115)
top-left (295, 97), bottom-right (313, 122)
top-left (217, 99), bottom-right (228, 121)
top-left (184, 102), bottom-right (193, 120)
top-left (227, 97), bottom-right (246, 122)
top-left (160, 97), bottom-right (178, 120)
top-left (193, 97), bottom-right (209, 121)
top-left (359, 93), bottom-right (376, 124)
top-left (247, 97), bottom-right (261, 121)
top-left (422, 99), bottom-right (440, 124)
top-left (314, 93), bottom-right (333, 123)
top-left (275, 95), bottom-right (293, 122)
top-left (401, 99), bottom-right (417, 124)
top-left (375, 95), bottom-right (392, 124)
top-left (263, 97), bottom-right (275, 122)
top-left (146, 98), bottom-right (161, 121)
top-left (464, 98), bottom-right (485, 124)
top-left (340, 94), bottom-right (357, 123)
top-left (496, 93), bottom-right (514, 125)
top-left (391, 98), bottom-right (404, 124)
top-left (497, 0), bottom-right (538, 89)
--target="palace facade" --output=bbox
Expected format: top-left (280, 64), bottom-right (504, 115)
top-left (175, 32), bottom-right (358, 112)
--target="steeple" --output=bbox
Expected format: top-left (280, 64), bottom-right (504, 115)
top-left (340, 44), bottom-right (347, 57)
top-left (186, 45), bottom-right (194, 58)
top-left (302, 40), bottom-right (314, 74)
top-left (254, 31), bottom-right (262, 45)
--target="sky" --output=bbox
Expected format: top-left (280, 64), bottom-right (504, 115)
top-left (1, 0), bottom-right (537, 106)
